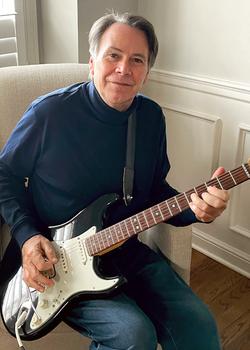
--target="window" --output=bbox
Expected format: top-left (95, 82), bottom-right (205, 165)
top-left (0, 0), bottom-right (17, 67)
top-left (0, 0), bottom-right (15, 15)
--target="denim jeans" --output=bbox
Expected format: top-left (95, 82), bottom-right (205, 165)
top-left (65, 238), bottom-right (221, 350)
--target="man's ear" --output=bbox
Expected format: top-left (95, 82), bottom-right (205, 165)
top-left (89, 56), bottom-right (95, 78)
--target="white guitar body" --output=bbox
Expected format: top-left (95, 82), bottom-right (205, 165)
top-left (31, 226), bottom-right (120, 330)
top-left (1, 193), bottom-right (124, 340)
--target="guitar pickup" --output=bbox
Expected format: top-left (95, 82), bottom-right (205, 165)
top-left (58, 245), bottom-right (69, 273)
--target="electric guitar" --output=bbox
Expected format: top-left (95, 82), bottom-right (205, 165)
top-left (1, 161), bottom-right (250, 341)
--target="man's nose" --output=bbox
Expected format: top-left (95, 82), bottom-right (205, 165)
top-left (115, 59), bottom-right (131, 75)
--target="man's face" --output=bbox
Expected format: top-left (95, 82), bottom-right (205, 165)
top-left (89, 23), bottom-right (149, 112)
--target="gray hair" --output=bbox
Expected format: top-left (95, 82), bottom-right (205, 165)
top-left (88, 12), bottom-right (158, 68)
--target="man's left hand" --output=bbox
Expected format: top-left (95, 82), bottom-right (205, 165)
top-left (189, 167), bottom-right (230, 223)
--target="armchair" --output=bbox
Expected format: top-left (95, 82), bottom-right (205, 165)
top-left (0, 64), bottom-right (192, 350)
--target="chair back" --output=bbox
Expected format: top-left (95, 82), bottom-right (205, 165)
top-left (0, 63), bottom-right (90, 149)
top-left (0, 63), bottom-right (90, 258)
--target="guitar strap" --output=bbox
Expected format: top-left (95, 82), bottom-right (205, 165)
top-left (123, 110), bottom-right (136, 206)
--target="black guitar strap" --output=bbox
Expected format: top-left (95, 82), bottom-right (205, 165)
top-left (123, 110), bottom-right (136, 206)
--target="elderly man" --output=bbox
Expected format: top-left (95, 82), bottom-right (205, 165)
top-left (0, 12), bottom-right (228, 350)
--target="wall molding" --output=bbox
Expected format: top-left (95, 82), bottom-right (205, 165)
top-left (149, 69), bottom-right (250, 103)
top-left (192, 226), bottom-right (250, 278)
top-left (161, 104), bottom-right (222, 174)
top-left (229, 123), bottom-right (250, 238)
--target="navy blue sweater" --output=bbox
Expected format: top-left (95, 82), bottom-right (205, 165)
top-left (0, 81), bottom-right (196, 250)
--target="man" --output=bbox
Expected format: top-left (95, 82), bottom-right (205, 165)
top-left (0, 12), bottom-right (229, 350)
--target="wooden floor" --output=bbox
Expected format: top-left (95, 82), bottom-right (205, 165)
top-left (190, 249), bottom-right (250, 350)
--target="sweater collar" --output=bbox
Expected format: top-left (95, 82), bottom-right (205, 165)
top-left (85, 80), bottom-right (137, 125)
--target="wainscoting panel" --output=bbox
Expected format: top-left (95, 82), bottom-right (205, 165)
top-left (229, 124), bottom-right (250, 239)
top-left (143, 69), bottom-right (250, 277)
top-left (161, 105), bottom-right (222, 191)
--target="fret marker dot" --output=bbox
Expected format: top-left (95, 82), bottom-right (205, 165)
top-left (172, 204), bottom-right (176, 208)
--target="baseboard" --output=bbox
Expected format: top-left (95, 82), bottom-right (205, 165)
top-left (192, 227), bottom-right (250, 278)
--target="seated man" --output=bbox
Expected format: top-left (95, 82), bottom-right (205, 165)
top-left (0, 12), bottom-right (229, 350)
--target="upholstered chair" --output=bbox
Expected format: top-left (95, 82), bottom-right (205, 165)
top-left (0, 64), bottom-right (192, 350)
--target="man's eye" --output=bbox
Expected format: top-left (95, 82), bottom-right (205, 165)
top-left (109, 53), bottom-right (118, 59)
top-left (133, 58), bottom-right (144, 64)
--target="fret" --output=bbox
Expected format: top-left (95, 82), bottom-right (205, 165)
top-left (125, 219), bottom-right (132, 237)
top-left (144, 208), bottom-right (155, 226)
top-left (174, 196), bottom-right (181, 212)
top-left (219, 172), bottom-right (234, 189)
top-left (168, 198), bottom-right (181, 215)
top-left (159, 202), bottom-right (168, 216)
top-left (130, 216), bottom-right (141, 233)
top-left (117, 223), bottom-right (123, 240)
top-left (157, 204), bottom-right (165, 221)
top-left (228, 170), bottom-right (237, 185)
top-left (150, 208), bottom-right (157, 224)
top-left (142, 210), bottom-right (150, 228)
top-left (120, 221), bottom-right (129, 239)
top-left (151, 206), bottom-right (163, 224)
top-left (110, 225), bottom-right (119, 243)
top-left (176, 193), bottom-right (190, 211)
top-left (126, 218), bottom-right (133, 235)
top-left (184, 191), bottom-right (191, 204)
top-left (106, 227), bottom-right (115, 245)
top-left (98, 232), bottom-right (105, 250)
top-left (216, 176), bottom-right (224, 189)
top-left (185, 189), bottom-right (195, 203)
top-left (166, 200), bottom-right (173, 216)
top-left (92, 235), bottom-right (101, 253)
top-left (231, 166), bottom-right (247, 185)
top-left (137, 212), bottom-right (148, 230)
top-left (204, 182), bottom-right (208, 190)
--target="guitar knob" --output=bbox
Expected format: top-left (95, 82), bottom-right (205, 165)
top-left (31, 314), bottom-right (42, 326)
top-left (38, 299), bottom-right (49, 309)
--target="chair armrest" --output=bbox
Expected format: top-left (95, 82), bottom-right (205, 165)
top-left (139, 223), bottom-right (192, 284)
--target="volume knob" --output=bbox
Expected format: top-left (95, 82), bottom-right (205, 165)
top-left (38, 299), bottom-right (49, 309)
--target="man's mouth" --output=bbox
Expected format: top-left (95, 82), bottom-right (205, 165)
top-left (108, 80), bottom-right (134, 87)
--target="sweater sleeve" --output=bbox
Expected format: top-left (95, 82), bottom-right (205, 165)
top-left (150, 112), bottom-right (197, 227)
top-left (0, 105), bottom-right (44, 247)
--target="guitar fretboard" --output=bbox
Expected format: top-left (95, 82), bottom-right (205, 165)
top-left (85, 162), bottom-right (250, 256)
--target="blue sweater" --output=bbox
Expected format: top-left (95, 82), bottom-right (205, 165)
top-left (0, 81), bottom-right (196, 251)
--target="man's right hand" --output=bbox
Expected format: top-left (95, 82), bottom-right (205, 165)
top-left (22, 234), bottom-right (58, 292)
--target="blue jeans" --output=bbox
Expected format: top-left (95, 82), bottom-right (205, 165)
top-left (65, 239), bottom-right (221, 350)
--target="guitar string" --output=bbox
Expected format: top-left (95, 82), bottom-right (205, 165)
top-left (87, 166), bottom-right (249, 253)
top-left (54, 165), bottom-right (249, 257)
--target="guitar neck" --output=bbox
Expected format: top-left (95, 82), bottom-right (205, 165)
top-left (86, 162), bottom-right (250, 256)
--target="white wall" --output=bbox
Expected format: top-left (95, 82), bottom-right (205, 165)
top-left (78, 0), bottom-right (138, 63)
top-left (139, 0), bottom-right (250, 276)
top-left (38, 0), bottom-right (78, 63)
top-left (139, 0), bottom-right (250, 85)
top-left (38, 0), bottom-right (138, 64)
